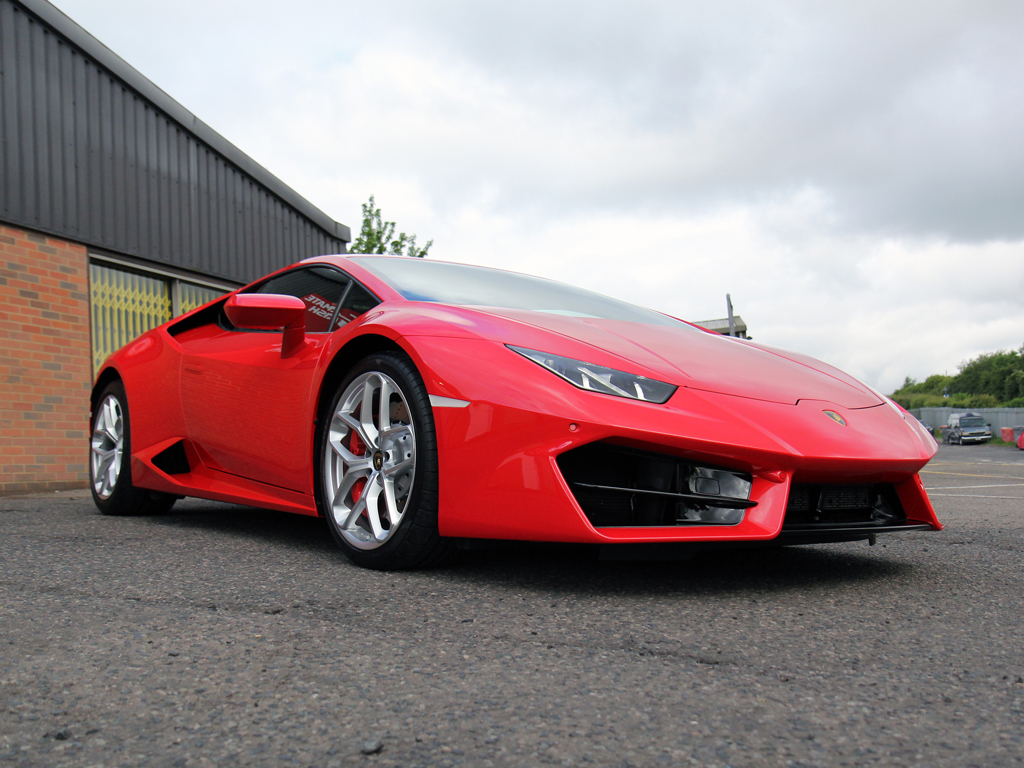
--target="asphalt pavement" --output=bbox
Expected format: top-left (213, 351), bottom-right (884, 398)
top-left (1, 443), bottom-right (1023, 767)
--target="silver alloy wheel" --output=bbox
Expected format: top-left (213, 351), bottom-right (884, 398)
top-left (324, 371), bottom-right (417, 550)
top-left (90, 394), bottom-right (124, 500)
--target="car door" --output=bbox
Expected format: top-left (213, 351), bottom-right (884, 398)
top-left (175, 266), bottom-right (359, 493)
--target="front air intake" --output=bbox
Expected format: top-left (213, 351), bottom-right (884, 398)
top-left (556, 442), bottom-right (754, 528)
top-left (781, 482), bottom-right (906, 530)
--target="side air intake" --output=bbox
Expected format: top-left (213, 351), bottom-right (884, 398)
top-left (152, 441), bottom-right (191, 475)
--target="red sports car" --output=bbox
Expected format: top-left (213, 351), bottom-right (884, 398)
top-left (89, 255), bottom-right (941, 568)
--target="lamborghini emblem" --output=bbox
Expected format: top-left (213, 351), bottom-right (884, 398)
top-left (823, 410), bottom-right (847, 427)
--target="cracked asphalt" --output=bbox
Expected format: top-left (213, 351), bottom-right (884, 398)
top-left (1, 443), bottom-right (1023, 767)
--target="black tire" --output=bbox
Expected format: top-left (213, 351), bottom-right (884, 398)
top-left (89, 380), bottom-right (176, 516)
top-left (315, 351), bottom-right (454, 570)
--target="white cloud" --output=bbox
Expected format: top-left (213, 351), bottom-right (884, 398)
top-left (48, 0), bottom-right (1024, 392)
top-left (424, 201), bottom-right (1024, 394)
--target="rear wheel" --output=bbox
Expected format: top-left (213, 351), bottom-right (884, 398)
top-left (316, 352), bottom-right (453, 569)
top-left (90, 380), bottom-right (176, 516)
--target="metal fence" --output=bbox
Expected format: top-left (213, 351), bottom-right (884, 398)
top-left (89, 258), bottom-right (228, 372)
top-left (911, 407), bottom-right (1024, 434)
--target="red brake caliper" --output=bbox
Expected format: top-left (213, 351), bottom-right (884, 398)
top-left (351, 477), bottom-right (367, 505)
top-left (348, 431), bottom-right (368, 508)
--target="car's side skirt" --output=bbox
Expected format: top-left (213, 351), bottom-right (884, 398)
top-left (131, 437), bottom-right (318, 516)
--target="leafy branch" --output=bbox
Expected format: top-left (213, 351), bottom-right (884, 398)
top-left (350, 195), bottom-right (432, 258)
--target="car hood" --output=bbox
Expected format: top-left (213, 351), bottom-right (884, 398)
top-left (471, 308), bottom-right (882, 409)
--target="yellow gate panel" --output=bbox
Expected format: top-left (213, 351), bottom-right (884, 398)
top-left (179, 282), bottom-right (226, 314)
top-left (90, 263), bottom-right (172, 373)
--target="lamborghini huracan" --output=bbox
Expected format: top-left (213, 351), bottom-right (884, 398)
top-left (89, 255), bottom-right (941, 568)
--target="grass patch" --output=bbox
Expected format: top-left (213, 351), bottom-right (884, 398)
top-left (986, 436), bottom-right (1020, 448)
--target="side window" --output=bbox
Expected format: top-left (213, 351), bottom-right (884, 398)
top-left (252, 267), bottom-right (350, 333)
top-left (336, 282), bottom-right (381, 326)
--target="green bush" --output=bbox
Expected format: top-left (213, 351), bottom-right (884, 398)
top-left (950, 350), bottom-right (1024, 400)
top-left (891, 346), bottom-right (1024, 407)
top-left (961, 394), bottom-right (1000, 408)
top-left (891, 393), bottom-right (951, 410)
top-left (893, 374), bottom-right (954, 397)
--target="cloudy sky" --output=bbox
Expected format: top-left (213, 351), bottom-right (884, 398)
top-left (51, 0), bottom-right (1024, 393)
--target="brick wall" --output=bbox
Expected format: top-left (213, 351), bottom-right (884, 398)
top-left (1, 224), bottom-right (91, 493)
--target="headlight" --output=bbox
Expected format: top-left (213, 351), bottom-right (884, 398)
top-left (508, 346), bottom-right (677, 404)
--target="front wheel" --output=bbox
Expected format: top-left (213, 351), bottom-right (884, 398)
top-left (90, 380), bottom-right (176, 516)
top-left (316, 351), bottom-right (454, 569)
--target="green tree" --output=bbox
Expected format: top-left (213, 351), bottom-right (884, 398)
top-left (890, 374), bottom-right (954, 398)
top-left (889, 345), bottom-right (1024, 408)
top-left (949, 348), bottom-right (1024, 399)
top-left (350, 195), bottom-right (432, 258)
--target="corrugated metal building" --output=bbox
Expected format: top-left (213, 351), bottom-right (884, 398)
top-left (0, 0), bottom-right (351, 492)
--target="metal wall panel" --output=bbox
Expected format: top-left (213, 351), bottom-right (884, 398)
top-left (0, 0), bottom-right (349, 284)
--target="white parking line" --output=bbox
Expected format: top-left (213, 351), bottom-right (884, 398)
top-left (926, 483), bottom-right (1024, 490)
top-left (928, 493), bottom-right (1024, 500)
top-left (922, 471), bottom-right (1024, 480)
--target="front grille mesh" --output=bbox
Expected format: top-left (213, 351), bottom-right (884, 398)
top-left (782, 482), bottom-right (905, 529)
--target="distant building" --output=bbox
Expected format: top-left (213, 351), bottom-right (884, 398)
top-left (1, 0), bottom-right (351, 492)
top-left (692, 316), bottom-right (750, 339)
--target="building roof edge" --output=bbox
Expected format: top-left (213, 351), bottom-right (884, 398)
top-left (16, 0), bottom-right (350, 243)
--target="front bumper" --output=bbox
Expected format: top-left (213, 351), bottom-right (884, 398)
top-left (406, 336), bottom-right (941, 544)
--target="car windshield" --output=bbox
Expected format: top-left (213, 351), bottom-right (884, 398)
top-left (960, 417), bottom-right (986, 427)
top-left (350, 257), bottom-right (689, 328)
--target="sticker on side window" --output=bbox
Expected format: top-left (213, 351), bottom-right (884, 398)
top-left (303, 293), bottom-right (337, 332)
